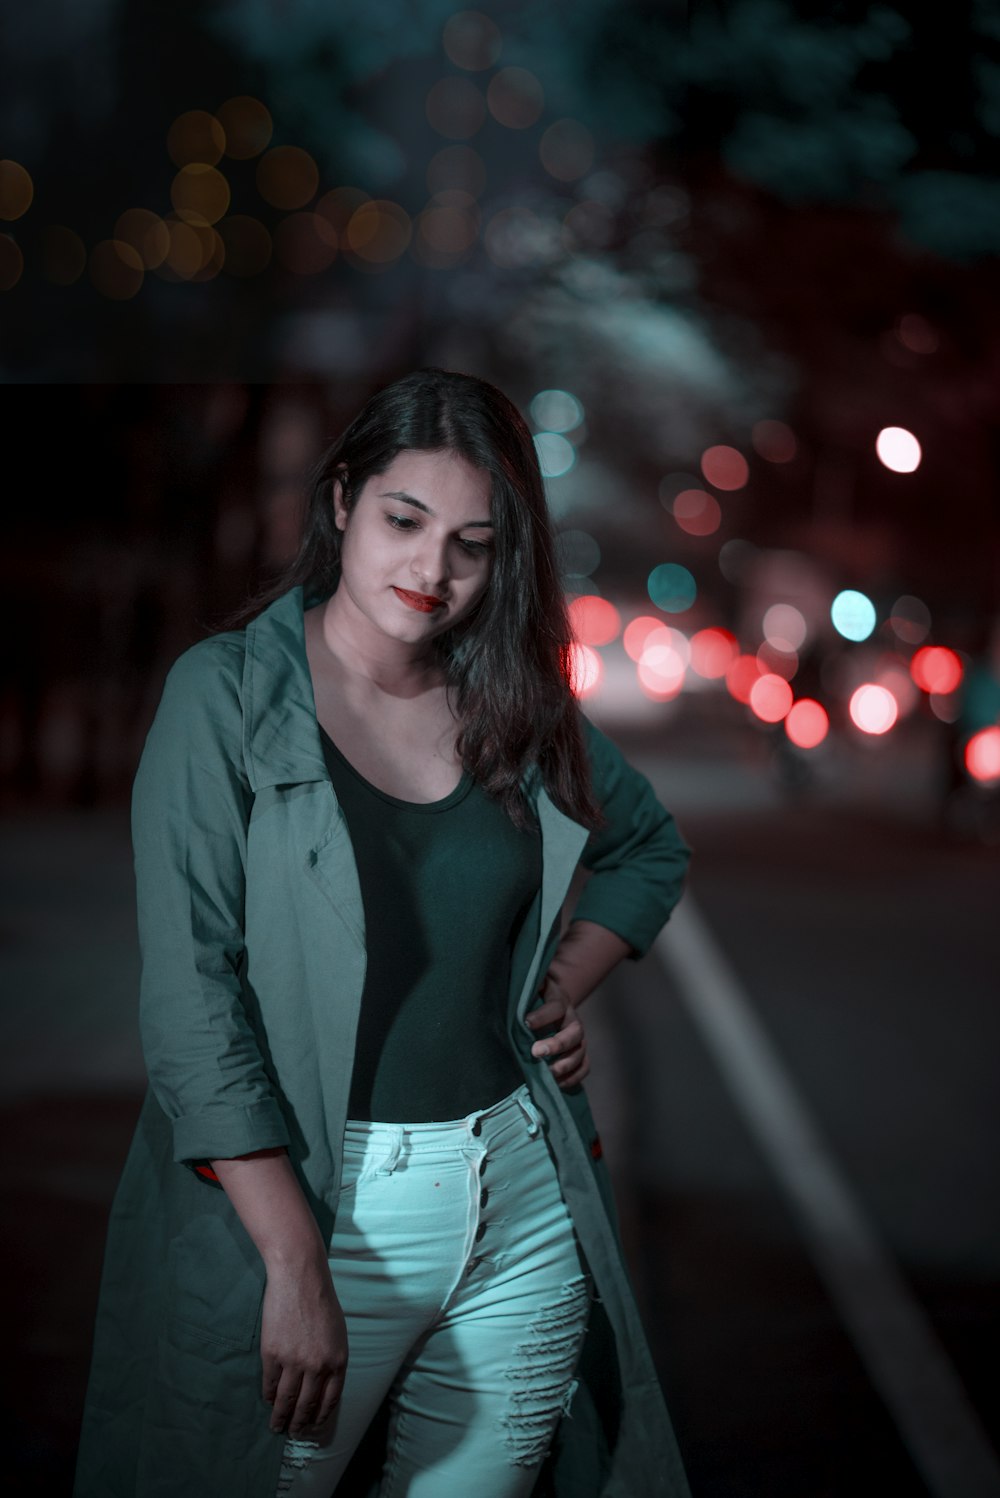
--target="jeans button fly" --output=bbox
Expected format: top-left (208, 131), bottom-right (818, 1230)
top-left (480, 1187), bottom-right (489, 1208)
top-left (475, 1222), bottom-right (487, 1242)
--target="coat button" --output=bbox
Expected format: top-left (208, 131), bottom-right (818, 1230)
top-left (480, 1187), bottom-right (489, 1208)
top-left (475, 1222), bottom-right (487, 1242)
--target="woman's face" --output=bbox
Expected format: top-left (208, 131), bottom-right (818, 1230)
top-left (331, 448), bottom-right (495, 653)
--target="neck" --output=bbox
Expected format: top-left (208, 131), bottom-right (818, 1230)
top-left (310, 592), bottom-right (443, 700)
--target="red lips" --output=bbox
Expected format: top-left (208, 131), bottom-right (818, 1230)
top-left (393, 586), bottom-right (445, 612)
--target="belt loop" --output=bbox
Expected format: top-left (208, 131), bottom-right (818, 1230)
top-left (374, 1125), bottom-right (403, 1175)
top-left (517, 1089), bottom-right (543, 1137)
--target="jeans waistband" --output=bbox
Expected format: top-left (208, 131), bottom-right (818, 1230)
top-left (342, 1083), bottom-right (544, 1159)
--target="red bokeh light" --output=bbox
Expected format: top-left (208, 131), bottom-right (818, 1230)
top-left (568, 642), bottom-right (603, 697)
top-left (749, 672), bottom-right (793, 723)
top-left (700, 444), bottom-right (749, 491)
top-left (964, 726), bottom-right (1000, 784)
top-left (623, 615), bottom-right (665, 661)
top-left (849, 683), bottom-right (898, 734)
top-left (690, 627), bottom-right (738, 679)
top-left (785, 698), bottom-right (829, 749)
top-left (568, 594), bottom-right (621, 647)
top-left (910, 646), bottom-right (963, 695)
top-left (725, 653), bottom-right (761, 705)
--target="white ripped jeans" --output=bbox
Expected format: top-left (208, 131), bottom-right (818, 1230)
top-left (276, 1083), bottom-right (593, 1498)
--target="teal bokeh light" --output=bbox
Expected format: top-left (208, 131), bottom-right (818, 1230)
top-left (530, 388), bottom-right (584, 433)
top-left (648, 562), bottom-right (697, 613)
top-left (533, 432), bottom-right (576, 477)
top-left (831, 588), bottom-right (877, 641)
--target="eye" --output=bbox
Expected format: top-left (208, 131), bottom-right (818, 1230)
top-left (386, 513), bottom-right (418, 531)
top-left (460, 537), bottom-right (493, 555)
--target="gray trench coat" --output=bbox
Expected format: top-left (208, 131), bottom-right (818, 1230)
top-left (73, 583), bottom-right (693, 1498)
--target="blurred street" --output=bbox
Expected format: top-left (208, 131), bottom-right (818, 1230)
top-left (3, 697), bottom-right (997, 1497)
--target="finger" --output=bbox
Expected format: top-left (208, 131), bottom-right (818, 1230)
top-left (551, 1047), bottom-right (586, 1079)
top-left (262, 1353), bottom-right (282, 1406)
top-left (270, 1368), bottom-right (303, 1434)
top-left (532, 1019), bottom-right (583, 1059)
top-left (525, 998), bottom-right (565, 1029)
top-left (557, 1056), bottom-right (590, 1088)
top-left (289, 1372), bottom-right (326, 1436)
top-left (314, 1370), bottom-right (345, 1429)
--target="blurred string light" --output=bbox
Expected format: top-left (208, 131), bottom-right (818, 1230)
top-left (531, 388), bottom-right (584, 433)
top-left (910, 645), bottom-right (963, 695)
top-left (752, 419), bottom-right (797, 463)
top-left (623, 616), bottom-right (666, 661)
top-left (217, 96), bottom-right (273, 159)
top-left (540, 119), bottom-right (595, 182)
top-left (568, 595), bottom-right (620, 646)
top-left (876, 425), bottom-right (921, 472)
top-left (890, 593), bottom-right (931, 643)
top-left (413, 196), bottom-right (479, 267)
top-left (0, 159), bottom-right (33, 219)
top-left (556, 528), bottom-right (600, 578)
top-left (896, 312), bottom-right (939, 355)
top-left (785, 699), bottom-right (829, 749)
top-left (725, 654), bottom-right (760, 704)
top-left (172, 164), bottom-right (231, 225)
top-left (850, 683), bottom-right (898, 734)
top-left (637, 634), bottom-right (686, 700)
top-left (90, 239), bottom-right (144, 298)
top-left (167, 111), bottom-right (225, 167)
top-left (257, 147), bottom-right (319, 211)
top-left (876, 658), bottom-right (920, 717)
top-left (648, 562), bottom-right (696, 613)
top-left (756, 641), bottom-right (797, 680)
top-left (701, 444), bottom-right (749, 490)
top-left (831, 588), bottom-right (877, 641)
top-left (426, 76), bottom-right (486, 138)
top-left (568, 642), bottom-right (603, 698)
top-left (965, 726), bottom-right (1000, 784)
top-left (534, 432), bottom-right (576, 477)
top-left (690, 628), bottom-right (738, 678)
top-left (487, 67), bottom-right (544, 129)
top-left (0, 235), bottom-right (24, 290)
top-left (343, 200), bottom-right (411, 266)
top-left (442, 9), bottom-right (503, 70)
top-left (115, 210), bottom-right (170, 268)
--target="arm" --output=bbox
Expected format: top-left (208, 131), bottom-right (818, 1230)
top-left (526, 712), bottom-right (692, 1086)
top-left (133, 638), bottom-right (345, 1436)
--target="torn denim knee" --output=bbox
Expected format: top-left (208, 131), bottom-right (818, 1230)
top-left (496, 1272), bottom-right (592, 1468)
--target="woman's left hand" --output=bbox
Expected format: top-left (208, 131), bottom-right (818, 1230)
top-left (526, 975), bottom-right (589, 1089)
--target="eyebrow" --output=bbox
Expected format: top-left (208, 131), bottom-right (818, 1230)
top-left (379, 490), bottom-right (494, 528)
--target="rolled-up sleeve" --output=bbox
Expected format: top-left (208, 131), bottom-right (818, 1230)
top-left (569, 712), bottom-right (692, 960)
top-left (131, 636), bottom-right (290, 1165)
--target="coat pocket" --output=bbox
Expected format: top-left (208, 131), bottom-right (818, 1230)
top-left (166, 1210), bottom-right (267, 1352)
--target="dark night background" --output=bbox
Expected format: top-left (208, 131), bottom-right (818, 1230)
top-left (1, 3), bottom-right (999, 1495)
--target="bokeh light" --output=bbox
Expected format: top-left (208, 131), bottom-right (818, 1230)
top-left (426, 77), bottom-right (487, 138)
top-left (749, 673), bottom-right (793, 723)
top-left (569, 595), bottom-right (620, 646)
top-left (673, 488), bottom-right (721, 536)
top-left (345, 200), bottom-right (411, 264)
top-left (534, 432), bottom-right (576, 477)
top-left (89, 239), bottom-right (144, 299)
top-left (569, 642), bottom-right (602, 698)
top-left (41, 225), bottom-right (86, 284)
top-left (167, 111), bottom-right (225, 167)
top-left (442, 9), bottom-right (503, 70)
top-left (539, 119), bottom-right (595, 181)
top-left (726, 653), bottom-right (762, 704)
top-left (217, 96), bottom-right (273, 159)
top-left (850, 684), bottom-right (898, 734)
top-left (965, 726), bottom-right (1000, 784)
top-left (877, 661), bottom-right (920, 717)
top-left (831, 589), bottom-right (877, 642)
top-left (274, 212), bottom-right (338, 273)
top-left (531, 389), bottom-right (584, 433)
top-left (483, 205), bottom-right (548, 267)
top-left (0, 235), bottom-right (24, 290)
top-left (427, 145), bottom-right (487, 198)
top-left (412, 198), bottom-right (479, 265)
top-left (910, 646), bottom-right (963, 695)
top-left (876, 426), bottom-right (922, 473)
top-left (487, 67), bottom-right (544, 128)
top-left (690, 628), bottom-right (738, 679)
top-left (701, 444), bottom-right (749, 491)
top-left (890, 594), bottom-right (931, 644)
top-left (752, 419), bottom-right (797, 463)
top-left (0, 160), bottom-right (33, 220)
top-left (257, 147), bottom-right (319, 211)
top-left (785, 699), bottom-right (829, 748)
top-left (638, 641), bottom-right (686, 699)
top-left (756, 642), bottom-right (798, 680)
top-left (763, 603), bottom-right (808, 652)
top-left (896, 312), bottom-right (939, 354)
top-left (115, 209), bottom-right (170, 268)
top-left (648, 563), bottom-right (697, 614)
top-left (624, 616), bottom-right (668, 662)
top-left (218, 216), bottom-right (272, 276)
top-left (171, 164), bottom-right (231, 225)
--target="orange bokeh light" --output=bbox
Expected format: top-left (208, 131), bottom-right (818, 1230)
top-left (785, 699), bottom-right (829, 749)
top-left (568, 595), bottom-right (621, 647)
top-left (690, 627), bottom-right (738, 679)
top-left (910, 645), bottom-right (963, 695)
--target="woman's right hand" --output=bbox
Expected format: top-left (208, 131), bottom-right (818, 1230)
top-left (261, 1256), bottom-right (349, 1439)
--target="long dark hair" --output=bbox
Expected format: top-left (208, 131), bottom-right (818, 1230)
top-left (216, 368), bottom-right (605, 833)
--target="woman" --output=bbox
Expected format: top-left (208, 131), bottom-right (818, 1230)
top-left (74, 369), bottom-right (693, 1498)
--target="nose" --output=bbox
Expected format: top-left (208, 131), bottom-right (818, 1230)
top-left (410, 532), bottom-right (451, 596)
